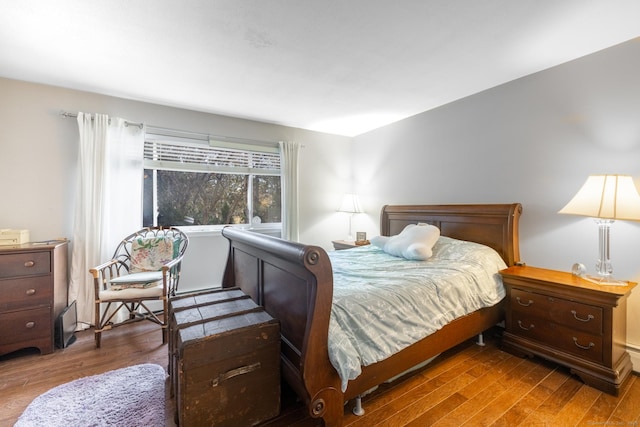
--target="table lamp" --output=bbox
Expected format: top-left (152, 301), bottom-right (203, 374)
top-left (559, 174), bottom-right (640, 285)
top-left (337, 193), bottom-right (364, 241)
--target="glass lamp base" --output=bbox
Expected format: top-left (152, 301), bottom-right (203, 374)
top-left (582, 274), bottom-right (629, 286)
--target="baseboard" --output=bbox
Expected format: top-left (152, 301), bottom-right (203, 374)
top-left (627, 343), bottom-right (640, 373)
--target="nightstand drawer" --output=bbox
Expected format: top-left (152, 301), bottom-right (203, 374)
top-left (509, 314), bottom-right (603, 364)
top-left (0, 252), bottom-right (51, 279)
top-left (510, 288), bottom-right (602, 335)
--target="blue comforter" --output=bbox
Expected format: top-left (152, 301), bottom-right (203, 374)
top-left (327, 236), bottom-right (507, 391)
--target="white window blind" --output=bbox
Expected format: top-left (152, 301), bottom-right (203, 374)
top-left (144, 131), bottom-right (281, 175)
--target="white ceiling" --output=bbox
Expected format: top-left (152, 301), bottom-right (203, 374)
top-left (1, 1), bottom-right (639, 137)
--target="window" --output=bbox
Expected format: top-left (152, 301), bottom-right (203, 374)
top-left (142, 129), bottom-right (281, 231)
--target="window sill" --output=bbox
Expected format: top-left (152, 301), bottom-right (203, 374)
top-left (176, 224), bottom-right (282, 238)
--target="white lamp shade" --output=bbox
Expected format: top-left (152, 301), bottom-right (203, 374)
top-left (559, 175), bottom-right (640, 221)
top-left (337, 194), bottom-right (364, 213)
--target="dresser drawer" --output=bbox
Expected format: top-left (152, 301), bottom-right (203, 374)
top-left (0, 307), bottom-right (51, 345)
top-left (510, 287), bottom-right (602, 335)
top-left (0, 252), bottom-right (51, 279)
top-left (0, 276), bottom-right (52, 311)
top-left (509, 313), bottom-right (603, 364)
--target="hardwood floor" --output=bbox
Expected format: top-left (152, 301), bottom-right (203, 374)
top-left (1, 321), bottom-right (639, 426)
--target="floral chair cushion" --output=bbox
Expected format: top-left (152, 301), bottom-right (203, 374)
top-left (130, 236), bottom-right (180, 272)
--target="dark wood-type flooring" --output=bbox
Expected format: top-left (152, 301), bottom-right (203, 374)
top-left (1, 320), bottom-right (639, 426)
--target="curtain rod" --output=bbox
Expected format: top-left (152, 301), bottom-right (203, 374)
top-left (60, 111), bottom-right (301, 148)
top-left (59, 111), bottom-right (144, 129)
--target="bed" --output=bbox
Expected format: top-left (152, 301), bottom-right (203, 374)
top-left (221, 203), bottom-right (522, 427)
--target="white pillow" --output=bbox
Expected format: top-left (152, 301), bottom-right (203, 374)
top-left (370, 235), bottom-right (389, 248)
top-left (373, 223), bottom-right (440, 260)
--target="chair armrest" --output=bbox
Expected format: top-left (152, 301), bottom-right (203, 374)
top-left (91, 259), bottom-right (133, 294)
top-left (160, 255), bottom-right (184, 272)
top-left (90, 259), bottom-right (119, 278)
top-left (160, 255), bottom-right (186, 295)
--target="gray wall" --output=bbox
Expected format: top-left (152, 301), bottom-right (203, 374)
top-left (352, 38), bottom-right (640, 359)
top-left (0, 77), bottom-right (352, 291)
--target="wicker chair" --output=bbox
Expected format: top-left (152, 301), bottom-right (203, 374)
top-left (90, 227), bottom-right (189, 348)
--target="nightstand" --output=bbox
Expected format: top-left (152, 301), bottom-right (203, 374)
top-left (500, 265), bottom-right (637, 396)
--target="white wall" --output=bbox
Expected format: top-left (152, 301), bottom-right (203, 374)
top-left (0, 77), bottom-right (351, 291)
top-left (352, 38), bottom-right (640, 366)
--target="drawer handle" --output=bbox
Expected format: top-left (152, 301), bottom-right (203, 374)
top-left (516, 297), bottom-right (533, 307)
top-left (210, 362), bottom-right (261, 387)
top-left (25, 321), bottom-right (36, 329)
top-left (571, 310), bottom-right (594, 322)
top-left (24, 261), bottom-right (35, 268)
top-left (517, 320), bottom-right (534, 331)
top-left (573, 337), bottom-right (595, 350)
top-left (25, 289), bottom-right (36, 296)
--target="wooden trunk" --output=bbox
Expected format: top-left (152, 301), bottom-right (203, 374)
top-left (168, 287), bottom-right (249, 396)
top-left (171, 288), bottom-right (280, 426)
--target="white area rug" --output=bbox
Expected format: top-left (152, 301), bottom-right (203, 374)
top-left (14, 363), bottom-right (166, 427)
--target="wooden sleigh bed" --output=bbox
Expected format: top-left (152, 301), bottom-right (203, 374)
top-left (221, 203), bottom-right (522, 426)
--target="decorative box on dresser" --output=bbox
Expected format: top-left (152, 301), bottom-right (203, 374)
top-left (500, 265), bottom-right (637, 396)
top-left (0, 240), bottom-right (69, 356)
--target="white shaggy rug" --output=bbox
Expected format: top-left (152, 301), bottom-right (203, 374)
top-left (14, 363), bottom-right (166, 427)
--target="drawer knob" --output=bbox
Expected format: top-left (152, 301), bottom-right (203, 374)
top-left (517, 320), bottom-right (534, 331)
top-left (516, 297), bottom-right (533, 307)
top-left (25, 288), bottom-right (36, 296)
top-left (25, 321), bottom-right (36, 329)
top-left (573, 337), bottom-right (595, 350)
top-left (24, 261), bottom-right (35, 268)
top-left (571, 310), bottom-right (594, 322)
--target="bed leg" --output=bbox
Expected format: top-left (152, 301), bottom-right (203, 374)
top-left (352, 395), bottom-right (365, 416)
top-left (476, 333), bottom-right (485, 346)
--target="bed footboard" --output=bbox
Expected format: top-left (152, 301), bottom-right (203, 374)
top-left (221, 227), bottom-right (343, 425)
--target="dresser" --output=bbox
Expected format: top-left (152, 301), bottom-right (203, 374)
top-left (0, 240), bottom-right (69, 356)
top-left (500, 265), bottom-right (636, 396)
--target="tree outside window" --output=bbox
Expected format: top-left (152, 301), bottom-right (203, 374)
top-left (142, 132), bottom-right (281, 229)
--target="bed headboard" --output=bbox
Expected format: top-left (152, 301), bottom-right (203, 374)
top-left (380, 203), bottom-right (522, 266)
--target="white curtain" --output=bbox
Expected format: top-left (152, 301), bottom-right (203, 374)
top-left (68, 113), bottom-right (144, 329)
top-left (279, 141), bottom-right (300, 241)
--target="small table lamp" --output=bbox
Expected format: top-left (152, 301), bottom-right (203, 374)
top-left (559, 174), bottom-right (640, 285)
top-left (337, 193), bottom-right (364, 241)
